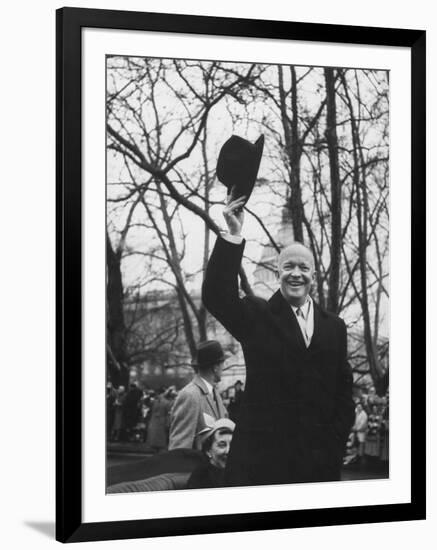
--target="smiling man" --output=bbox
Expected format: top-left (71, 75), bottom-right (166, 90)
top-left (202, 196), bottom-right (355, 487)
top-left (278, 244), bottom-right (315, 304)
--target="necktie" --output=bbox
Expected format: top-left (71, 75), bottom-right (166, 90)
top-left (212, 387), bottom-right (220, 417)
top-left (296, 307), bottom-right (309, 347)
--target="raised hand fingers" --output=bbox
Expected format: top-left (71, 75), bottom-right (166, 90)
top-left (223, 195), bottom-right (246, 235)
top-left (225, 195), bottom-right (247, 213)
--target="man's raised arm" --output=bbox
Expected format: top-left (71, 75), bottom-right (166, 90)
top-left (202, 196), bottom-right (254, 342)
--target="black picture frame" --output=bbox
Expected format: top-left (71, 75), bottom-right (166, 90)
top-left (56, 6), bottom-right (426, 543)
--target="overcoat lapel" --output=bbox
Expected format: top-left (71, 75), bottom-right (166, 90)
top-left (268, 291), bottom-right (329, 352)
top-left (308, 301), bottom-right (329, 351)
top-left (193, 376), bottom-right (219, 418)
top-left (206, 393), bottom-right (219, 419)
top-left (268, 290), bottom-right (307, 351)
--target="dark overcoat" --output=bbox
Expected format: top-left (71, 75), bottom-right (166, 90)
top-left (145, 394), bottom-right (173, 450)
top-left (202, 237), bottom-right (355, 486)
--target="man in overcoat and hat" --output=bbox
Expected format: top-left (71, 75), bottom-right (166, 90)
top-left (169, 340), bottom-right (228, 450)
top-left (202, 135), bottom-right (355, 486)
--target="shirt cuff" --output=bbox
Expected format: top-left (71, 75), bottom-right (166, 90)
top-left (221, 233), bottom-right (244, 245)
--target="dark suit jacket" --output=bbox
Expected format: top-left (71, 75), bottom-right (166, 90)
top-left (202, 237), bottom-right (355, 486)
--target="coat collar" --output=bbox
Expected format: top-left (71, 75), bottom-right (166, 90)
top-left (192, 375), bottom-right (223, 419)
top-left (192, 374), bottom-right (210, 395)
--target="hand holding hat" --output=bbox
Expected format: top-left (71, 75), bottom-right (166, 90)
top-left (223, 195), bottom-right (246, 236)
top-left (216, 134), bottom-right (264, 207)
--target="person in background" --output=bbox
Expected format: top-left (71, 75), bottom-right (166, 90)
top-left (106, 382), bottom-right (116, 441)
top-left (353, 402), bottom-right (368, 463)
top-left (123, 382), bottom-right (143, 441)
top-left (186, 418), bottom-right (235, 489)
top-left (380, 400), bottom-right (389, 462)
top-left (228, 380), bottom-right (244, 423)
top-left (111, 385), bottom-right (126, 442)
top-left (135, 399), bottom-right (151, 443)
top-left (169, 341), bottom-right (228, 450)
top-left (343, 431), bottom-right (359, 465)
top-left (365, 404), bottom-right (382, 461)
top-left (146, 387), bottom-right (175, 452)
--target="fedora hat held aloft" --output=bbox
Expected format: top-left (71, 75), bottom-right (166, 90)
top-left (216, 134), bottom-right (264, 206)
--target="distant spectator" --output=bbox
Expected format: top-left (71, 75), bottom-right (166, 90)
top-left (106, 382), bottom-right (117, 440)
top-left (361, 393), bottom-right (369, 408)
top-left (353, 403), bottom-right (368, 461)
top-left (111, 385), bottom-right (126, 442)
top-left (221, 389), bottom-right (231, 412)
top-left (380, 404), bottom-right (389, 462)
top-left (133, 401), bottom-right (151, 443)
top-left (228, 380), bottom-right (244, 423)
top-left (343, 431), bottom-right (358, 465)
top-left (365, 405), bottom-right (382, 459)
top-left (123, 383), bottom-right (143, 439)
top-left (146, 387), bottom-right (175, 452)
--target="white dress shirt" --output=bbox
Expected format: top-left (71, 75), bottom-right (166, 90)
top-left (222, 232), bottom-right (244, 245)
top-left (291, 297), bottom-right (314, 347)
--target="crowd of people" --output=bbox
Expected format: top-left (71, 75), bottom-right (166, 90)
top-left (343, 393), bottom-right (389, 467)
top-left (107, 376), bottom-right (389, 482)
top-left (107, 383), bottom-right (174, 448)
top-left (106, 378), bottom-right (244, 452)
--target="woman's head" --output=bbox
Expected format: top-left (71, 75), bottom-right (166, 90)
top-left (199, 418), bottom-right (235, 469)
top-left (203, 428), bottom-right (233, 469)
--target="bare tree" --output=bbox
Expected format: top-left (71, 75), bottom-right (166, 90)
top-left (106, 57), bottom-right (390, 393)
top-left (324, 67), bottom-right (342, 313)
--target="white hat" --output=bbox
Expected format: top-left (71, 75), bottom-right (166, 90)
top-left (197, 417), bottom-right (235, 446)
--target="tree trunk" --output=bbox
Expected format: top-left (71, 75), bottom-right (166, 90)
top-left (106, 232), bottom-right (129, 387)
top-left (340, 71), bottom-right (386, 395)
top-left (289, 66), bottom-right (304, 242)
top-left (324, 68), bottom-right (342, 313)
top-left (278, 65), bottom-right (304, 242)
top-left (199, 127), bottom-right (210, 342)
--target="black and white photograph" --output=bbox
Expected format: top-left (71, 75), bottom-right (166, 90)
top-left (0, 0), bottom-right (432, 547)
top-left (105, 55), bottom-right (390, 493)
